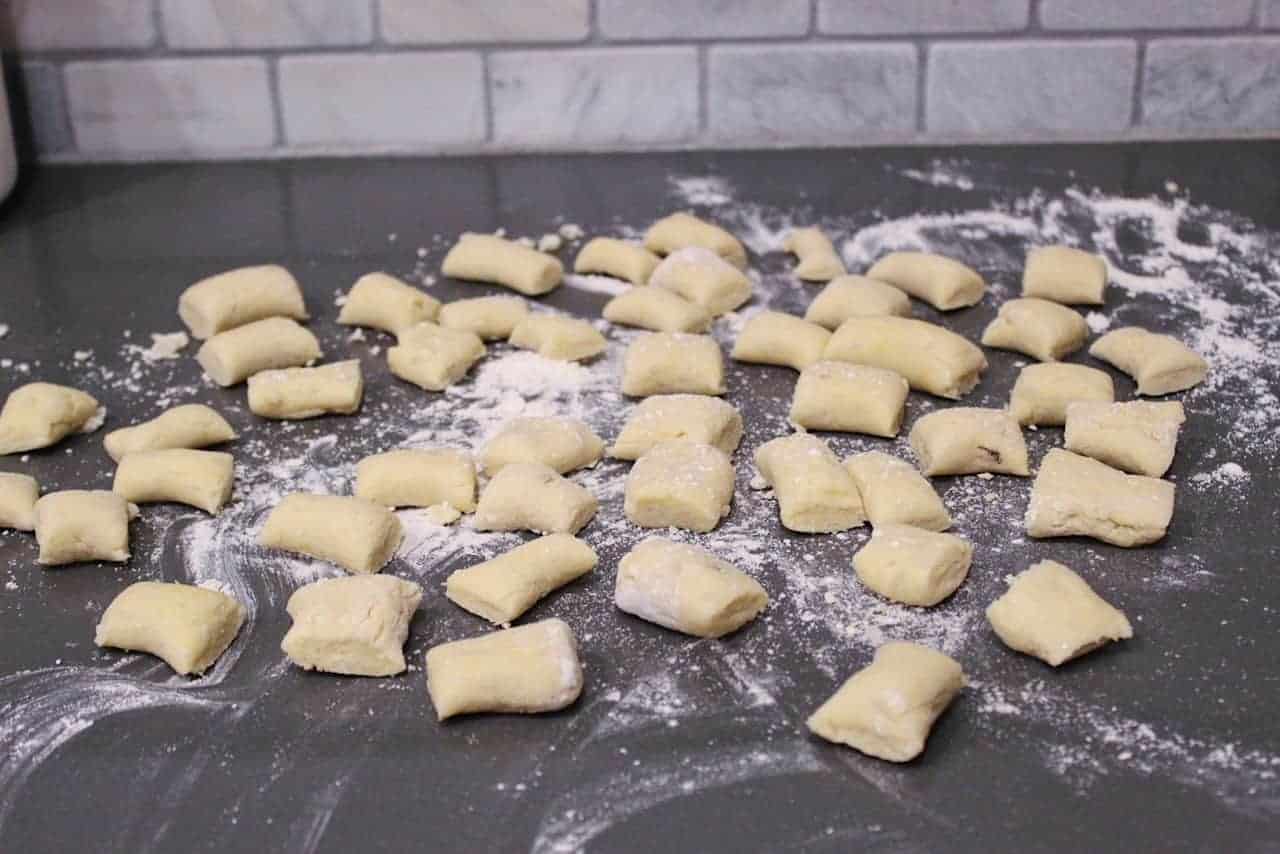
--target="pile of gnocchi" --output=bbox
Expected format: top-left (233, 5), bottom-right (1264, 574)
top-left (0, 209), bottom-right (1208, 763)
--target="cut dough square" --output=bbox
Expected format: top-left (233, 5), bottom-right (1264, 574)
top-left (625, 440), bottom-right (734, 533)
top-left (355, 448), bottom-right (476, 511)
top-left (247, 359), bottom-right (363, 420)
top-left (446, 534), bottom-right (597, 625)
top-left (602, 286), bottom-right (711, 333)
top-left (844, 451), bottom-right (951, 532)
top-left (644, 212), bottom-right (747, 270)
top-left (909, 408), bottom-right (1029, 477)
top-left (178, 264), bottom-right (308, 339)
top-left (388, 322), bottom-right (486, 392)
top-left (865, 251), bottom-right (985, 311)
top-left (731, 311), bottom-right (831, 371)
top-left (0, 472), bottom-right (39, 531)
top-left (34, 490), bottom-right (136, 565)
top-left (1022, 246), bottom-right (1107, 305)
top-left (825, 316), bottom-right (986, 400)
top-left (437, 296), bottom-right (529, 340)
top-left (282, 574), bottom-right (423, 676)
top-left (785, 227), bottom-right (845, 282)
top-left (573, 237), bottom-right (661, 285)
top-left (508, 314), bottom-right (606, 362)
top-left (0, 382), bottom-right (101, 455)
top-left (259, 494), bottom-right (403, 574)
top-left (104, 404), bottom-right (236, 462)
top-left (648, 247), bottom-right (752, 316)
top-left (789, 361), bottom-right (908, 438)
top-left (441, 233), bottom-right (562, 296)
top-left (608, 395), bottom-right (743, 461)
top-left (804, 275), bottom-right (912, 329)
top-left (112, 449), bottom-right (234, 515)
top-left (1064, 400), bottom-right (1185, 477)
top-left (95, 581), bottom-right (245, 676)
top-left (473, 462), bottom-right (598, 535)
top-left (480, 417), bottom-right (605, 476)
top-left (980, 298), bottom-right (1088, 362)
top-left (1089, 326), bottom-right (1208, 396)
top-left (754, 433), bottom-right (866, 533)
top-left (338, 272), bottom-right (440, 335)
top-left (621, 333), bottom-right (725, 397)
top-left (195, 317), bottom-right (321, 387)
top-left (1007, 363), bottom-right (1114, 426)
top-left (1025, 449), bottom-right (1175, 547)
top-left (853, 524), bottom-right (972, 607)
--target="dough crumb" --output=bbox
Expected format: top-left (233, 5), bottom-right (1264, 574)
top-left (537, 233), bottom-right (563, 253)
top-left (558, 223), bottom-right (584, 241)
top-left (749, 474), bottom-right (770, 491)
top-left (0, 323), bottom-right (8, 339)
top-left (348, 328), bottom-right (366, 343)
top-left (421, 503), bottom-right (462, 526)
top-left (334, 291), bottom-right (348, 306)
top-left (515, 236), bottom-right (535, 248)
top-left (140, 332), bottom-right (189, 362)
top-left (73, 350), bottom-right (92, 361)
top-left (80, 405), bottom-right (107, 434)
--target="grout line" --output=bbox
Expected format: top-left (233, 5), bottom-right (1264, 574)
top-left (697, 44), bottom-right (709, 137)
top-left (480, 50), bottom-right (494, 143)
top-left (915, 41), bottom-right (929, 134)
top-left (808, 0), bottom-right (818, 37)
top-left (51, 61), bottom-right (79, 157)
top-left (587, 0), bottom-right (602, 44)
top-left (1130, 39), bottom-right (1148, 129)
top-left (369, 0), bottom-right (382, 47)
top-left (150, 0), bottom-right (166, 49)
top-left (266, 56), bottom-right (286, 149)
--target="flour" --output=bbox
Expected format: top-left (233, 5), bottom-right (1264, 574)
top-left (900, 161), bottom-right (977, 191)
top-left (562, 274), bottom-right (629, 297)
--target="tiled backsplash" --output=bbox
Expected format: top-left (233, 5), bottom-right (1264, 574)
top-left (2, 0), bottom-right (1278, 161)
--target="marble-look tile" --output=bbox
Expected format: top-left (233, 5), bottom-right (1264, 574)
top-left (379, 0), bottom-right (588, 44)
top-left (1264, 0), bottom-right (1280, 29)
top-left (1040, 0), bottom-right (1253, 30)
top-left (599, 0), bottom-right (809, 40)
top-left (1142, 38), bottom-right (1280, 131)
top-left (160, 0), bottom-right (373, 49)
top-left (14, 62), bottom-right (73, 155)
top-left (818, 0), bottom-right (1029, 34)
top-left (0, 0), bottom-right (155, 50)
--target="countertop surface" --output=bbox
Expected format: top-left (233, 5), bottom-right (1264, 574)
top-left (1, 143), bottom-right (1278, 853)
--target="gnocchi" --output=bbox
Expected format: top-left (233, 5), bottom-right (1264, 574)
top-left (0, 382), bottom-right (101, 455)
top-left (1089, 326), bottom-right (1208, 396)
top-left (259, 494), bottom-right (403, 574)
top-left (0, 472), bottom-right (39, 531)
top-left (844, 451), bottom-right (951, 532)
top-left (338, 272), bottom-right (440, 335)
top-left (388, 322), bottom-right (486, 392)
top-left (112, 449), bottom-right (234, 515)
top-left (980, 298), bottom-right (1088, 362)
top-left (754, 433), bottom-right (866, 533)
top-left (282, 575), bottom-right (423, 677)
top-left (866, 251), bottom-right (985, 311)
top-left (853, 524), bottom-right (972, 607)
top-left (104, 403), bottom-right (235, 462)
top-left (644, 212), bottom-right (747, 270)
top-left (95, 582), bottom-right (245, 675)
top-left (480, 417), bottom-right (605, 476)
top-left (621, 333), bottom-right (725, 397)
top-left (508, 314), bottom-right (607, 362)
top-left (34, 490), bottom-right (137, 566)
top-left (648, 247), bottom-right (752, 316)
top-left (602, 286), bottom-right (711, 333)
top-left (1022, 246), bottom-right (1107, 305)
top-left (909, 408), bottom-right (1029, 477)
top-left (573, 237), bottom-right (661, 285)
top-left (473, 462), bottom-right (598, 535)
top-left (178, 264), bottom-right (308, 339)
top-left (355, 448), bottom-right (476, 511)
top-left (625, 440), bottom-right (734, 533)
top-left (1007, 363), bottom-right (1114, 427)
top-left (825, 317), bottom-right (987, 399)
top-left (608, 395), bottom-right (743, 461)
top-left (247, 360), bottom-right (363, 420)
top-left (437, 296), bottom-right (529, 340)
top-left (196, 317), bottom-right (321, 387)
top-left (789, 361), bottom-right (908, 438)
top-left (1025, 449), bottom-right (1175, 547)
top-left (804, 275), bottom-right (912, 329)
top-left (785, 227), bottom-right (845, 281)
top-left (1063, 400), bottom-right (1185, 478)
top-left (441, 233), bottom-right (563, 296)
top-left (731, 311), bottom-right (831, 371)
top-left (446, 534), bottom-right (597, 625)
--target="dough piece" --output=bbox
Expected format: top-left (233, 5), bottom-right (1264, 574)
top-left (981, 298), bottom-right (1088, 362)
top-left (1089, 326), bottom-right (1208, 396)
top-left (1025, 449), bottom-right (1175, 547)
top-left (387, 322), bottom-right (485, 391)
top-left (0, 383), bottom-right (100, 455)
top-left (987, 560), bottom-right (1132, 666)
top-left (178, 264), bottom-right (308, 339)
top-left (259, 494), bottom-right (403, 574)
top-left (804, 275), bottom-right (912, 329)
top-left (338, 272), bottom-right (440, 335)
top-left (643, 212), bottom-right (748, 270)
top-left (648, 248), bottom-right (752, 316)
top-left (282, 575), bottom-right (423, 677)
top-left (425, 618), bottom-right (583, 720)
top-left (508, 314), bottom-right (606, 362)
top-left (104, 404), bottom-right (236, 462)
top-left (441, 232), bottom-right (563, 296)
top-left (573, 237), bottom-right (661, 285)
top-left (95, 582), bottom-right (245, 675)
top-left (731, 311), bottom-right (831, 371)
top-left (602, 286), bottom-right (711, 333)
top-left (112, 449), bottom-right (234, 514)
top-left (807, 641), bottom-right (964, 763)
top-left (844, 451), bottom-right (951, 532)
top-left (437, 296), bottom-right (529, 340)
top-left (825, 317), bottom-right (987, 399)
top-left (1007, 363), bottom-right (1114, 427)
top-left (355, 448), bottom-right (476, 511)
top-left (446, 534), bottom-right (598, 625)
top-left (785, 227), bottom-right (846, 282)
top-left (608, 395), bottom-right (743, 460)
top-left (909, 408), bottom-right (1029, 477)
top-left (865, 251), bottom-right (985, 311)
top-left (196, 317), bottom-right (322, 387)
top-left (34, 490), bottom-right (136, 565)
top-left (1022, 246), bottom-right (1107, 305)
top-left (625, 440), bottom-right (734, 533)
top-left (480, 417), bottom-right (605, 476)
top-left (1064, 400), bottom-right (1185, 477)
top-left (247, 360), bottom-right (363, 420)
top-left (789, 361), bottom-right (908, 438)
top-left (0, 472), bottom-right (38, 531)
top-left (621, 333), bottom-right (724, 397)
top-left (473, 462), bottom-right (598, 535)
top-left (615, 537), bottom-right (767, 638)
top-left (853, 524), bottom-right (972, 607)
top-left (754, 433), bottom-right (865, 533)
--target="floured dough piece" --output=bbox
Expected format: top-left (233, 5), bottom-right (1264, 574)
top-left (785, 227), bottom-right (845, 282)
top-left (844, 451), bottom-right (950, 532)
top-left (481, 417), bottom-right (604, 476)
top-left (615, 537), bottom-right (767, 638)
top-left (247, 360), bottom-right (363, 420)
top-left (866, 251), bottom-right (985, 311)
top-left (789, 361), bottom-right (908, 438)
top-left (388, 322), bottom-right (485, 391)
top-left (754, 433), bottom-right (865, 533)
top-left (807, 641), bottom-right (964, 763)
top-left (909, 408), bottom-right (1029, 477)
top-left (508, 314), bottom-right (606, 362)
top-left (1089, 326), bottom-right (1208, 396)
top-left (437, 296), bottom-right (529, 340)
top-left (0, 383), bottom-right (101, 455)
top-left (282, 575), bottom-right (423, 676)
top-left (104, 403), bottom-right (235, 462)
top-left (196, 317), bottom-right (321, 387)
top-left (1022, 246), bottom-right (1107, 305)
top-left (34, 490), bottom-right (137, 565)
top-left (987, 560), bottom-right (1132, 666)
top-left (625, 440), bottom-right (734, 533)
top-left (0, 472), bottom-right (39, 531)
top-left (259, 494), bottom-right (403, 574)
top-left (1025, 449), bottom-right (1174, 547)
top-left (602, 286), bottom-right (711, 333)
top-left (442, 233), bottom-right (562, 296)
top-left (112, 449), bottom-right (234, 514)
top-left (853, 524), bottom-right (972, 607)
top-left (473, 462), bottom-right (598, 535)
top-left (1008, 363), bottom-right (1114, 427)
top-left (355, 448), bottom-right (476, 511)
top-left (446, 534), bottom-right (597, 625)
top-left (96, 582), bottom-right (245, 675)
top-left (649, 247), bottom-right (751, 316)
top-left (804, 275), bottom-right (912, 329)
top-left (825, 316), bottom-right (986, 399)
top-left (980, 298), bottom-right (1088, 362)
top-left (609, 395), bottom-right (743, 460)
top-left (644, 212), bottom-right (747, 269)
top-left (621, 332), bottom-right (724, 397)
top-left (731, 311), bottom-right (831, 371)
top-left (574, 237), bottom-right (660, 285)
top-left (338, 272), bottom-right (440, 335)
top-left (178, 264), bottom-right (308, 339)
top-left (1064, 400), bottom-right (1185, 477)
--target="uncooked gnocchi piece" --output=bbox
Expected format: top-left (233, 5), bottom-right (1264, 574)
top-left (1089, 326), bottom-right (1208, 396)
top-left (980, 298), bottom-right (1088, 362)
top-left (1007, 363), bottom-right (1114, 426)
top-left (282, 574), bottom-right (423, 677)
top-left (825, 317), bottom-right (987, 399)
top-left (789, 361), bottom-right (908, 438)
top-left (387, 322), bottom-right (485, 391)
top-left (473, 462), bottom-right (598, 535)
top-left (615, 537), bottom-right (768, 638)
top-left (113, 449), bottom-right (234, 515)
top-left (437, 296), bottom-right (529, 340)
top-left (355, 448), bottom-right (476, 511)
top-left (644, 212), bottom-right (747, 270)
top-left (34, 490), bottom-right (136, 565)
top-left (804, 275), bottom-right (912, 329)
top-left (338, 272), bottom-right (440, 335)
top-left (866, 251), bottom-right (985, 311)
top-left (625, 440), bottom-right (734, 533)
top-left (621, 333), bottom-right (725, 397)
top-left (1064, 400), bottom-right (1185, 478)
top-left (0, 383), bottom-right (101, 455)
top-left (608, 395), bottom-right (743, 460)
top-left (1022, 246), bottom-right (1107, 305)
top-left (602, 286), bottom-right (711, 333)
top-left (853, 524), bottom-right (972, 607)
top-left (480, 417), bottom-right (605, 476)
top-left (1025, 449), bottom-right (1175, 547)
top-left (987, 560), bottom-right (1132, 666)
top-left (446, 534), bottom-right (597, 625)
top-left (0, 472), bottom-right (38, 531)
top-left (95, 582), bottom-right (245, 675)
top-left (731, 311), bottom-right (831, 371)
top-left (573, 237), bottom-right (661, 285)
top-left (648, 247), bottom-right (752, 316)
top-left (844, 451), bottom-right (951, 532)
top-left (104, 403), bottom-right (236, 462)
top-left (807, 641), bottom-right (964, 763)
top-left (425, 618), bottom-right (583, 720)
top-left (441, 233), bottom-right (563, 296)
top-left (247, 360), bottom-right (363, 420)
top-left (196, 317), bottom-right (322, 387)
top-left (909, 408), bottom-right (1029, 477)
top-left (259, 494), bottom-right (403, 574)
top-left (754, 433), bottom-right (865, 533)
top-left (178, 264), bottom-right (308, 339)
top-left (508, 314), bottom-right (606, 362)
top-left (785, 227), bottom-right (845, 282)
